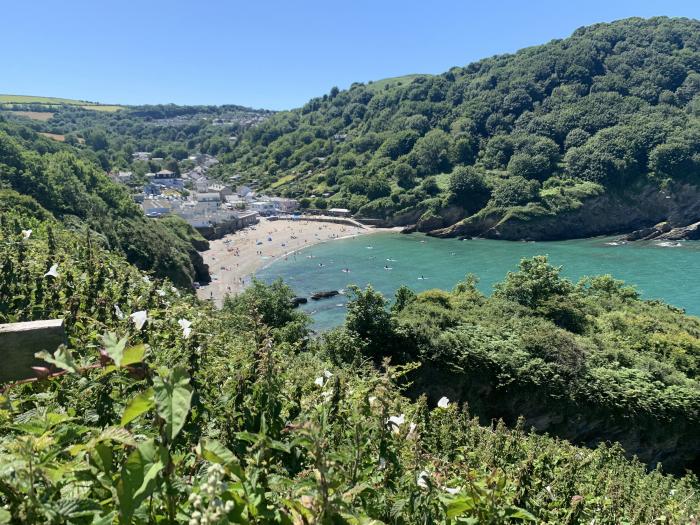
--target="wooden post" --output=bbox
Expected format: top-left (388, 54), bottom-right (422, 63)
top-left (0, 319), bottom-right (66, 383)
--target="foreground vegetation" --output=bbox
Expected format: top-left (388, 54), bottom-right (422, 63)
top-left (0, 214), bottom-right (698, 523)
top-left (223, 17), bottom-right (700, 236)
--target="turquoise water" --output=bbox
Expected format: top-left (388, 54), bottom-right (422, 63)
top-left (256, 233), bottom-right (700, 331)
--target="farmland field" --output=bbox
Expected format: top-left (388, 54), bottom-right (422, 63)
top-left (39, 132), bottom-right (66, 142)
top-left (0, 94), bottom-right (124, 112)
top-left (6, 110), bottom-right (54, 121)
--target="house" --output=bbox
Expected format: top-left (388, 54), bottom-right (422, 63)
top-left (328, 208), bottom-right (351, 218)
top-left (250, 200), bottom-right (277, 215)
top-left (132, 152), bottom-right (150, 161)
top-left (195, 179), bottom-right (210, 192)
top-left (270, 197), bottom-right (299, 213)
top-left (195, 192), bottom-right (222, 212)
top-left (154, 170), bottom-right (184, 189)
top-left (209, 184), bottom-right (233, 200)
top-left (109, 171), bottom-right (133, 184)
top-left (237, 185), bottom-right (254, 197)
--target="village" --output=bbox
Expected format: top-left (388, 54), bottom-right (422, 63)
top-left (108, 152), bottom-right (352, 240)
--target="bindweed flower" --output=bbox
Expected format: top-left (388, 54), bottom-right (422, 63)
top-left (142, 275), bottom-right (151, 283)
top-left (156, 289), bottom-right (166, 297)
top-left (21, 229), bottom-right (32, 239)
top-left (314, 376), bottom-right (324, 387)
top-left (368, 395), bottom-right (377, 406)
top-left (323, 369), bottom-right (332, 378)
top-left (387, 414), bottom-right (405, 433)
top-left (437, 396), bottom-right (450, 408)
top-left (178, 318), bottom-right (192, 339)
top-left (44, 263), bottom-right (59, 278)
top-left (114, 304), bottom-right (125, 320)
top-left (130, 310), bottom-right (148, 330)
top-left (444, 486), bottom-right (460, 495)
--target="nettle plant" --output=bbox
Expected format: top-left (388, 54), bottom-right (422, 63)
top-left (0, 332), bottom-right (298, 525)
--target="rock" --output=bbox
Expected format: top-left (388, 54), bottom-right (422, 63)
top-left (401, 224), bottom-right (417, 234)
top-left (290, 297), bottom-right (308, 308)
top-left (311, 290), bottom-right (339, 300)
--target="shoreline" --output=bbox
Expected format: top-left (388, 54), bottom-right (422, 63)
top-left (196, 218), bottom-right (394, 306)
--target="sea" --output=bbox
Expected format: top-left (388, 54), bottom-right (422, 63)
top-left (256, 232), bottom-right (700, 331)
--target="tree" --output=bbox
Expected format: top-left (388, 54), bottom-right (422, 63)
top-left (491, 176), bottom-right (540, 207)
top-left (345, 285), bottom-right (393, 358)
top-left (494, 256), bottom-right (574, 309)
top-left (448, 166), bottom-right (491, 213)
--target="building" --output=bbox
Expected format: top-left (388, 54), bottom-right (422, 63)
top-left (132, 152), bottom-right (150, 161)
top-left (250, 200), bottom-right (276, 215)
top-left (108, 171), bottom-right (133, 184)
top-left (270, 197), bottom-right (299, 213)
top-left (154, 170), bottom-right (184, 189)
top-left (195, 192), bottom-right (222, 212)
top-left (209, 184), bottom-right (233, 200)
top-left (141, 198), bottom-right (174, 218)
top-left (328, 208), bottom-right (351, 217)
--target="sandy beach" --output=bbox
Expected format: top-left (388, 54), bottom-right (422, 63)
top-left (196, 218), bottom-right (380, 305)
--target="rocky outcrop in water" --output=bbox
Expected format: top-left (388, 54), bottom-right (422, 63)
top-left (428, 183), bottom-right (700, 241)
top-left (624, 220), bottom-right (700, 241)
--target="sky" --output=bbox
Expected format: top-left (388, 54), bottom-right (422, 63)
top-left (3, 0), bottom-right (700, 110)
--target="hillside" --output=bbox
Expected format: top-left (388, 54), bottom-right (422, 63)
top-left (223, 17), bottom-right (700, 239)
top-left (0, 94), bottom-right (123, 112)
top-left (0, 119), bottom-right (209, 286)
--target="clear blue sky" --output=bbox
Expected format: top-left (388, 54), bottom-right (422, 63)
top-left (3, 0), bottom-right (700, 110)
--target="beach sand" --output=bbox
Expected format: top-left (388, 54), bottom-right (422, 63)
top-left (196, 218), bottom-right (379, 305)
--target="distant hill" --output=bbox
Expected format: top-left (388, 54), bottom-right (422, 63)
top-left (224, 16), bottom-right (700, 240)
top-left (0, 94), bottom-right (123, 112)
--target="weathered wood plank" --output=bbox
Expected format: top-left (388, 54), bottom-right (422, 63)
top-left (0, 319), bottom-right (66, 383)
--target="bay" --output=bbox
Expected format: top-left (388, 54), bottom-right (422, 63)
top-left (256, 232), bottom-right (700, 331)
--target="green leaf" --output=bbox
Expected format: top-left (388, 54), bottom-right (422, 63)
top-left (153, 366), bottom-right (193, 442)
top-left (121, 388), bottom-right (155, 426)
top-left (35, 345), bottom-right (78, 374)
top-left (445, 497), bottom-right (475, 518)
top-left (121, 344), bottom-right (146, 366)
top-left (0, 508), bottom-right (11, 524)
top-left (116, 439), bottom-right (167, 524)
top-left (199, 438), bottom-right (237, 465)
top-left (102, 333), bottom-right (127, 367)
top-left (505, 507), bottom-right (537, 521)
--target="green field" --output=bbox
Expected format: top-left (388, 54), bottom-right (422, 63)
top-left (0, 94), bottom-right (124, 112)
top-left (365, 73), bottom-right (430, 92)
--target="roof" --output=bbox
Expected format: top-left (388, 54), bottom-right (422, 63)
top-left (156, 169), bottom-right (176, 176)
top-left (329, 208), bottom-right (351, 213)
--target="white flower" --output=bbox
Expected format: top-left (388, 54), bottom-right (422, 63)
top-left (387, 414), bottom-right (405, 433)
top-left (114, 304), bottom-right (125, 320)
top-left (417, 470), bottom-right (430, 489)
top-left (178, 318), bottom-right (192, 339)
top-left (156, 289), bottom-right (166, 297)
top-left (21, 229), bottom-right (32, 239)
top-left (142, 276), bottom-right (151, 283)
top-left (437, 396), bottom-right (450, 408)
top-left (44, 263), bottom-right (59, 278)
top-left (368, 396), bottom-right (377, 406)
top-left (314, 376), bottom-right (324, 387)
top-left (130, 310), bottom-right (148, 330)
top-left (323, 370), bottom-right (332, 378)
top-left (444, 486), bottom-right (460, 495)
